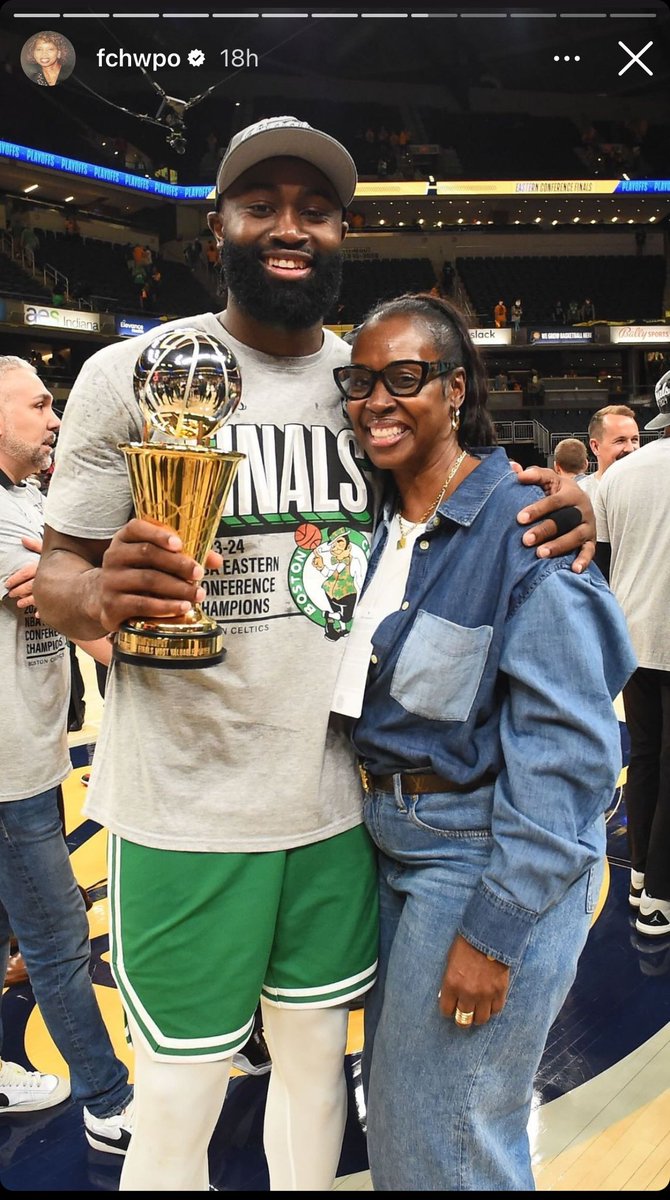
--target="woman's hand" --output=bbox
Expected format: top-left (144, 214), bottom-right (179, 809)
top-left (438, 933), bottom-right (510, 1028)
top-left (513, 465), bottom-right (595, 573)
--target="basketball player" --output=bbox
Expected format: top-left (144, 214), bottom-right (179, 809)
top-left (34, 117), bottom-right (596, 1191)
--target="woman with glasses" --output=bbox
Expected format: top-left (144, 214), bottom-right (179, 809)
top-left (331, 293), bottom-right (636, 1192)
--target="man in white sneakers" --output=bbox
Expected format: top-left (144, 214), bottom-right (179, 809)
top-left (595, 371), bottom-right (670, 937)
top-left (0, 355), bottom-right (133, 1147)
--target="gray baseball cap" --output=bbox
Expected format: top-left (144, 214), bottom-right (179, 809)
top-left (215, 115), bottom-right (357, 207)
top-left (645, 368), bottom-right (670, 430)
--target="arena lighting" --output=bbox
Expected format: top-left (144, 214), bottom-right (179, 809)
top-left (23, 184), bottom-right (38, 193)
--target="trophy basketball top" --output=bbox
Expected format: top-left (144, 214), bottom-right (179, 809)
top-left (133, 328), bottom-right (242, 443)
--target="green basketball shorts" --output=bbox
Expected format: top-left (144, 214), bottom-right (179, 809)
top-left (108, 824), bottom-right (379, 1061)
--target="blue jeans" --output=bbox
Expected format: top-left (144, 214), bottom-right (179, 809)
top-left (362, 783), bottom-right (604, 1191)
top-left (0, 788), bottom-right (132, 1118)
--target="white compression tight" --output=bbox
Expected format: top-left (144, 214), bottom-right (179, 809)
top-left (119, 1001), bottom-right (350, 1192)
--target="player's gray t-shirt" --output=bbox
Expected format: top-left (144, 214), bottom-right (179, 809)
top-left (45, 312), bottom-right (376, 852)
top-left (0, 476), bottom-right (70, 801)
top-left (594, 436), bottom-right (669, 671)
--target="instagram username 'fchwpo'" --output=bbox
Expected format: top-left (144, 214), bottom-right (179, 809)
top-left (95, 48), bottom-right (258, 70)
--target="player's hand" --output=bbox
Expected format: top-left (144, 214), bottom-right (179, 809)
top-left (98, 518), bottom-right (222, 632)
top-left (514, 466), bottom-right (595, 573)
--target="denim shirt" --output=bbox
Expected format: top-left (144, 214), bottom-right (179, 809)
top-left (352, 447), bottom-right (637, 962)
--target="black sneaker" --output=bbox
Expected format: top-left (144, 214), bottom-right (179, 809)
top-left (635, 891), bottom-right (670, 939)
top-left (232, 1015), bottom-right (271, 1077)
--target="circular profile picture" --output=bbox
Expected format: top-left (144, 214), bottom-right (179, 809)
top-left (21, 31), bottom-right (76, 87)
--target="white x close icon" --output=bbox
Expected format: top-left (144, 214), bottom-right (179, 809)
top-left (618, 40), bottom-right (653, 77)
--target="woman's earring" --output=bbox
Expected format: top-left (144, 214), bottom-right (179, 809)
top-left (451, 407), bottom-right (461, 432)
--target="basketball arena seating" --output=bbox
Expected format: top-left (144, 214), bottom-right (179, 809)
top-left (249, 97), bottom-right (407, 176)
top-left (456, 255), bottom-right (666, 326)
top-left (32, 230), bottom-right (216, 316)
top-left (418, 112), bottom-right (585, 180)
top-left (333, 256), bottom-right (436, 324)
top-left (0, 250), bottom-right (51, 303)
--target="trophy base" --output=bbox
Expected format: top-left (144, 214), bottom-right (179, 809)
top-left (113, 618), bottom-right (225, 670)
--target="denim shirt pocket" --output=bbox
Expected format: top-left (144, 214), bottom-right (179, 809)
top-left (390, 611), bottom-right (493, 722)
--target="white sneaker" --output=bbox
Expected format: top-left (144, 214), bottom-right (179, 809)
top-left (635, 890), bottom-right (670, 939)
top-left (0, 1059), bottom-right (70, 1113)
top-left (83, 1097), bottom-right (134, 1155)
top-left (629, 868), bottom-right (645, 909)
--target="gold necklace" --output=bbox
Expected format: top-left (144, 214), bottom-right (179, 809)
top-left (396, 448), bottom-right (467, 550)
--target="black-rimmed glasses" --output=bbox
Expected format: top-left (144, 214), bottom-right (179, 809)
top-left (332, 359), bottom-right (460, 403)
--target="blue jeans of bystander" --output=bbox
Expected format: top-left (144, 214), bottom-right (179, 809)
top-left (0, 787), bottom-right (132, 1118)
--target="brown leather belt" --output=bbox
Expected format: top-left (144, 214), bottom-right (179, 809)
top-left (359, 765), bottom-right (497, 795)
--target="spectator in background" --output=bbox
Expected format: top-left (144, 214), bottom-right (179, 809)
top-left (205, 238), bottom-right (220, 281)
top-left (581, 298), bottom-right (596, 322)
top-left (510, 298), bottom-right (523, 332)
top-left (554, 438), bottom-right (589, 482)
top-left (19, 225), bottom-right (39, 264)
top-left (594, 370), bottom-right (670, 939)
top-left (578, 404), bottom-right (640, 498)
top-left (494, 299), bottom-right (507, 328)
top-left (493, 369), bottom-right (508, 392)
top-left (525, 370), bottom-right (545, 407)
top-left (551, 299), bottom-right (566, 325)
top-left (566, 299), bottom-right (581, 324)
top-left (0, 354), bottom-right (133, 1145)
top-left (183, 238), bottom-right (202, 270)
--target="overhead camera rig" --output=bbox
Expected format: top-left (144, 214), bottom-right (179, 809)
top-left (155, 96), bottom-right (189, 154)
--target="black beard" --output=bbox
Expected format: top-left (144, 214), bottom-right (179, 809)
top-left (221, 238), bottom-right (343, 330)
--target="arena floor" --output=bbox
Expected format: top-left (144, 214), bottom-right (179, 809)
top-left (1, 658), bottom-right (669, 1192)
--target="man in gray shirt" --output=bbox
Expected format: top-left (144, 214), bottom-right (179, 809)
top-left (0, 355), bottom-right (133, 1147)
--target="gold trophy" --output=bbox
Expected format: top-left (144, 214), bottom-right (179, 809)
top-left (114, 328), bottom-right (245, 669)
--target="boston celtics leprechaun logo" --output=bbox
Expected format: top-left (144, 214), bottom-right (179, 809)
top-left (290, 523), bottom-right (370, 640)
